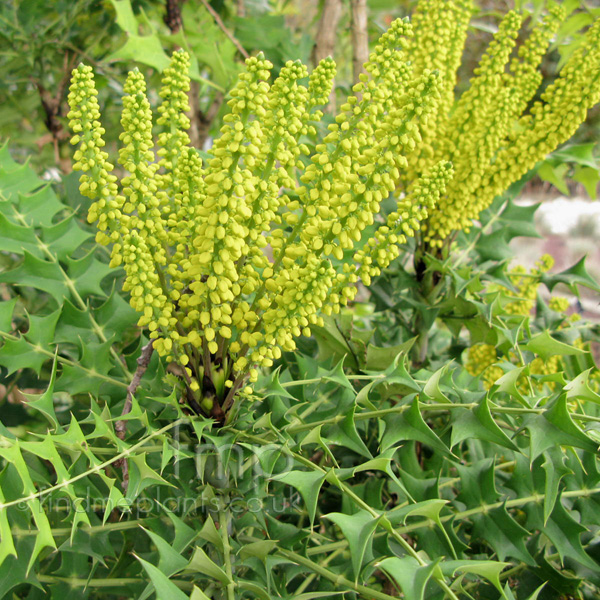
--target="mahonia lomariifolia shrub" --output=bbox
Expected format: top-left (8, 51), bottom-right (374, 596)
top-left (68, 22), bottom-right (453, 416)
top-left (68, 2), bottom-right (600, 417)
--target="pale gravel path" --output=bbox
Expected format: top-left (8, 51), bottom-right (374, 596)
top-left (511, 195), bottom-right (600, 320)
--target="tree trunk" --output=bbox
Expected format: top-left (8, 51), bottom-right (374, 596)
top-left (311, 0), bottom-right (343, 113)
top-left (351, 0), bottom-right (368, 99)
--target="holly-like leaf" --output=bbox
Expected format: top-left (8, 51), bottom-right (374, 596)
top-left (378, 556), bottom-right (440, 600)
top-left (24, 309), bottom-right (61, 349)
top-left (0, 251), bottom-right (68, 306)
top-left (385, 499), bottom-right (449, 541)
top-left (135, 554), bottom-right (189, 600)
top-left (0, 212), bottom-right (41, 256)
top-left (476, 229), bottom-right (513, 261)
top-left (22, 351), bottom-right (60, 429)
top-left (190, 587), bottom-right (212, 600)
top-left (564, 369), bottom-right (600, 405)
top-left (311, 318), bottom-right (360, 370)
top-left (298, 425), bottom-right (338, 466)
top-left (541, 448), bottom-right (572, 525)
top-left (185, 546), bottom-right (231, 585)
top-left (107, 0), bottom-right (171, 71)
top-left (323, 510), bottom-right (381, 580)
top-left (0, 335), bottom-right (48, 376)
top-left (365, 337), bottom-right (416, 371)
top-left (0, 539), bottom-right (44, 598)
top-left (126, 452), bottom-right (175, 500)
top-left (93, 287), bottom-right (138, 341)
top-left (524, 583), bottom-right (547, 600)
top-left (239, 540), bottom-right (278, 561)
top-left (492, 366), bottom-right (528, 405)
top-left (326, 404), bottom-right (372, 458)
top-left (110, 0), bottom-right (138, 32)
top-left (0, 486), bottom-right (17, 567)
top-left (573, 165), bottom-right (600, 199)
top-left (65, 249), bottom-right (114, 298)
top-left (439, 559), bottom-right (510, 593)
top-left (322, 357), bottom-right (355, 390)
top-left (273, 469), bottom-right (327, 527)
top-left (542, 256), bottom-right (600, 294)
top-left (450, 395), bottom-right (518, 451)
top-left (551, 143), bottom-right (599, 169)
top-left (525, 395), bottom-right (598, 460)
top-left (41, 214), bottom-right (92, 261)
top-left (0, 297), bottom-right (18, 333)
top-left (422, 365), bottom-right (450, 403)
top-left (498, 198), bottom-right (541, 240)
top-left (0, 308), bottom-right (60, 375)
top-left (522, 331), bottom-right (586, 362)
top-left (54, 298), bottom-right (97, 345)
top-left (379, 353), bottom-right (421, 393)
top-left (0, 160), bottom-right (43, 202)
top-left (55, 339), bottom-right (122, 395)
top-left (238, 579), bottom-right (273, 600)
top-left (0, 444), bottom-right (57, 574)
top-left (380, 399), bottom-right (451, 456)
top-left (198, 515), bottom-right (223, 552)
top-left (541, 493), bottom-right (599, 571)
top-left (353, 454), bottom-right (412, 500)
top-left (0, 142), bottom-right (25, 172)
top-left (537, 161), bottom-right (570, 195)
top-left (17, 186), bottom-right (65, 227)
top-left (144, 526), bottom-right (188, 575)
top-left (474, 503), bottom-right (535, 565)
top-left (260, 366), bottom-right (299, 401)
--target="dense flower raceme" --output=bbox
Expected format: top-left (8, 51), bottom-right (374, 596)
top-left (68, 19), bottom-right (453, 413)
top-left (465, 256), bottom-right (555, 389)
top-left (405, 1), bottom-right (600, 248)
top-left (465, 255), bottom-right (600, 393)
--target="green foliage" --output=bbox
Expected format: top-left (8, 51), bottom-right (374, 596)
top-left (1, 1), bottom-right (600, 600)
top-left (0, 0), bottom-right (118, 167)
top-left (537, 143), bottom-right (600, 198)
top-left (108, 0), bottom-right (233, 90)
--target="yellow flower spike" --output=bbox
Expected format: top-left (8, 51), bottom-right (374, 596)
top-left (404, 0), bottom-right (473, 180)
top-left (156, 50), bottom-right (191, 188)
top-left (69, 6), bottom-right (599, 411)
top-left (441, 9), bottom-right (522, 164)
top-left (308, 57), bottom-right (336, 108)
top-left (118, 70), bottom-right (160, 225)
top-left (549, 297), bottom-right (570, 314)
top-left (465, 344), bottom-right (503, 390)
top-left (67, 65), bottom-right (121, 240)
top-left (414, 4), bottom-right (600, 248)
top-left (504, 5), bottom-right (565, 119)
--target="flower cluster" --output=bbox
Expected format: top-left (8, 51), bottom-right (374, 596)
top-left (465, 343), bottom-right (503, 389)
top-left (503, 254), bottom-right (554, 316)
top-left (466, 343), bottom-right (564, 394)
top-left (466, 256), bottom-right (555, 387)
top-left (68, 17), bottom-right (448, 416)
top-left (68, 66), bottom-right (120, 240)
top-left (404, 0), bottom-right (472, 183)
top-left (466, 257), bottom-right (600, 395)
top-left (355, 160), bottom-right (453, 285)
top-left (405, 2), bottom-right (600, 248)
